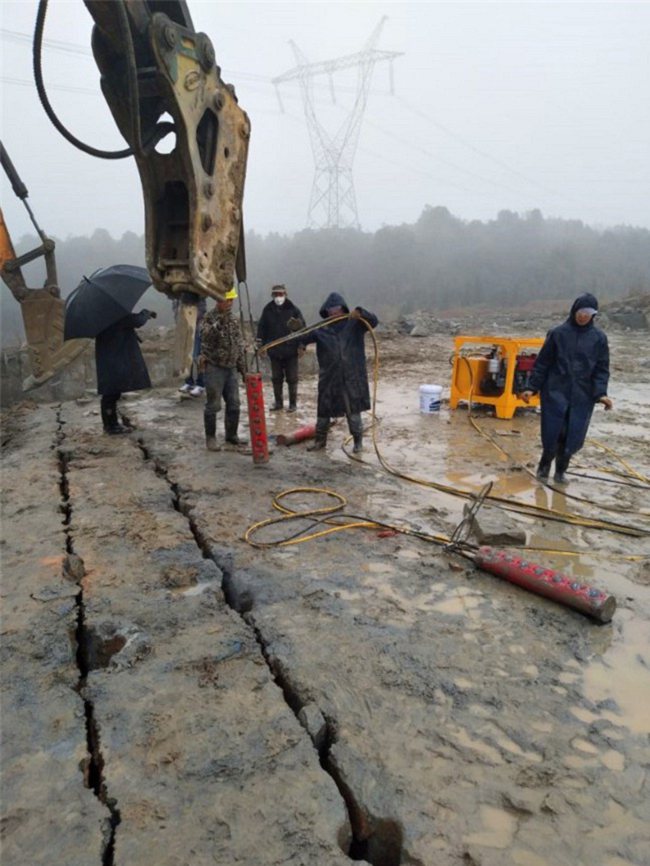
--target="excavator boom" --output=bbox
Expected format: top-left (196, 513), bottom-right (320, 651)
top-left (82, 0), bottom-right (250, 301)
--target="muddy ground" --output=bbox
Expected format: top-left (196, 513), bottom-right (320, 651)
top-left (1, 320), bottom-right (649, 866)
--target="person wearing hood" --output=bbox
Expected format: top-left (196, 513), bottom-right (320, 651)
top-left (256, 284), bottom-right (305, 412)
top-left (521, 293), bottom-right (612, 483)
top-left (96, 309), bottom-right (155, 435)
top-left (300, 291), bottom-right (378, 453)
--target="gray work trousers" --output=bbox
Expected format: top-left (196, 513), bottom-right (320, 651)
top-left (204, 364), bottom-right (240, 418)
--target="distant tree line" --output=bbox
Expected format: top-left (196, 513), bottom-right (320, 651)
top-left (2, 207), bottom-right (649, 346)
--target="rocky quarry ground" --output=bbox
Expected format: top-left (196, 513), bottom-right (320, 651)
top-left (1, 306), bottom-right (649, 866)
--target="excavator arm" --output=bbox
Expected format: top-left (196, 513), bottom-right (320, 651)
top-left (7, 0), bottom-right (251, 387)
top-left (81, 0), bottom-right (250, 301)
top-left (0, 142), bottom-right (87, 387)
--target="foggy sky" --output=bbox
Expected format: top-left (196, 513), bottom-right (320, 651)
top-left (1, 1), bottom-right (649, 243)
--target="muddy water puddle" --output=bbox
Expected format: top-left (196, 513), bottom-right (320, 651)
top-left (581, 612), bottom-right (650, 735)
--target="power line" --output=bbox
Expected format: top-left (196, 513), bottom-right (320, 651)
top-left (1, 75), bottom-right (98, 96)
top-left (396, 96), bottom-right (577, 205)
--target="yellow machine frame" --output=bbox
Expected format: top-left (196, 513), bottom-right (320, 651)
top-left (449, 335), bottom-right (544, 420)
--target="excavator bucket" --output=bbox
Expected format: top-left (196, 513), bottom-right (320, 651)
top-left (19, 291), bottom-right (89, 389)
top-left (0, 207), bottom-right (87, 389)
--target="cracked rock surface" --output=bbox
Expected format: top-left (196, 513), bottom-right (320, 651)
top-left (2, 328), bottom-right (649, 866)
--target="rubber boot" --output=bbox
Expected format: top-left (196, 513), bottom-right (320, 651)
top-left (287, 381), bottom-right (298, 413)
top-left (225, 410), bottom-right (241, 445)
top-left (270, 380), bottom-right (283, 411)
top-left (204, 412), bottom-right (220, 451)
top-left (536, 452), bottom-right (553, 480)
top-left (101, 401), bottom-right (129, 435)
top-left (348, 412), bottom-right (363, 453)
top-left (554, 453), bottom-right (570, 484)
top-left (307, 417), bottom-right (329, 451)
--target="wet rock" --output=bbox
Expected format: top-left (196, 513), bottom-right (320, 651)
top-left (298, 702), bottom-right (328, 751)
top-left (80, 621), bottom-right (151, 671)
top-left (502, 789), bottom-right (544, 814)
top-left (222, 569), bottom-right (254, 613)
top-left (63, 553), bottom-right (85, 581)
top-left (542, 791), bottom-right (571, 815)
top-left (464, 503), bottom-right (527, 546)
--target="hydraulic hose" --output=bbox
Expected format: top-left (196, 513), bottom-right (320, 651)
top-left (33, 0), bottom-right (135, 159)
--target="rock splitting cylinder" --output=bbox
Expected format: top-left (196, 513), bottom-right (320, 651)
top-left (245, 372), bottom-right (269, 464)
top-left (474, 546), bottom-right (616, 623)
top-left (276, 424), bottom-right (316, 446)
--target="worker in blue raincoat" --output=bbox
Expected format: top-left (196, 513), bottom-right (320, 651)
top-left (522, 293), bottom-right (612, 483)
top-left (300, 291), bottom-right (378, 453)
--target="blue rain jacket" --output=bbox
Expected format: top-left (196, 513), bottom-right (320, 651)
top-left (528, 293), bottom-right (609, 456)
top-left (300, 292), bottom-right (378, 418)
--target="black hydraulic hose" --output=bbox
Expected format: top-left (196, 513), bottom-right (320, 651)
top-left (33, 0), bottom-right (134, 159)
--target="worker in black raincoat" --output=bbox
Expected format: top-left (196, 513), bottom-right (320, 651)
top-left (300, 291), bottom-right (378, 453)
top-left (522, 293), bottom-right (612, 482)
top-left (95, 309), bottom-right (155, 434)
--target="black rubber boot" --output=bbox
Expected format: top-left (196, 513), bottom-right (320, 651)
top-left (225, 410), bottom-right (241, 445)
top-left (348, 412), bottom-right (363, 453)
top-left (101, 400), bottom-right (129, 435)
top-left (536, 452), bottom-right (553, 480)
top-left (307, 417), bottom-right (329, 451)
top-left (204, 412), bottom-right (220, 451)
top-left (270, 381), bottom-right (283, 411)
top-left (287, 381), bottom-right (298, 413)
top-left (554, 453), bottom-right (570, 484)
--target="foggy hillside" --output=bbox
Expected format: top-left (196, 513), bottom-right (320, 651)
top-left (2, 207), bottom-right (649, 347)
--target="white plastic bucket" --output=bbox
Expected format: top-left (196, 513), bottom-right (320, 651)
top-left (419, 384), bottom-right (443, 413)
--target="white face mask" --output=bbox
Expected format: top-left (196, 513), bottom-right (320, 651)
top-left (273, 296), bottom-right (285, 306)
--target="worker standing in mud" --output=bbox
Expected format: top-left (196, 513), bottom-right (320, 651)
top-left (521, 292), bottom-right (612, 483)
top-left (300, 291), bottom-right (378, 453)
top-left (96, 309), bottom-right (156, 435)
top-left (256, 284), bottom-right (305, 412)
top-left (198, 288), bottom-right (246, 452)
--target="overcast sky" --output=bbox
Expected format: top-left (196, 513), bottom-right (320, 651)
top-left (1, 1), bottom-right (649, 243)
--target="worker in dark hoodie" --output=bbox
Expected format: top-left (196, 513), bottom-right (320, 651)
top-left (300, 291), bottom-right (378, 453)
top-left (521, 292), bottom-right (612, 483)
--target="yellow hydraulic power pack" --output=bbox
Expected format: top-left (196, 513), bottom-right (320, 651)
top-left (449, 335), bottom-right (544, 420)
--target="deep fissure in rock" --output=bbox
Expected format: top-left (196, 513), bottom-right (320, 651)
top-left (135, 437), bottom-right (404, 866)
top-left (56, 412), bottom-right (121, 865)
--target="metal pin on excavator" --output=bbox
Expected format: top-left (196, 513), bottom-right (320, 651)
top-left (4, 0), bottom-right (251, 386)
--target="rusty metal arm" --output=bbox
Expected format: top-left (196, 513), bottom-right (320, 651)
top-left (82, 0), bottom-right (250, 303)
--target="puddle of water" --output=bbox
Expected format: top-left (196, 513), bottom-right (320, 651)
top-left (564, 753), bottom-right (594, 770)
top-left (464, 805), bottom-right (517, 849)
top-left (570, 737), bottom-right (599, 755)
top-left (181, 580), bottom-right (216, 597)
top-left (450, 727), bottom-right (502, 764)
top-left (600, 749), bottom-right (625, 771)
top-left (363, 562), bottom-right (394, 574)
top-left (583, 613), bottom-right (650, 735)
top-left (482, 721), bottom-right (542, 763)
top-left (430, 594), bottom-right (482, 615)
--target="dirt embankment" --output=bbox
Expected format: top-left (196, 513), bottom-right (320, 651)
top-left (1, 322), bottom-right (649, 866)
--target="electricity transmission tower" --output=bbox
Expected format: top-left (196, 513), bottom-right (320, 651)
top-left (273, 18), bottom-right (402, 230)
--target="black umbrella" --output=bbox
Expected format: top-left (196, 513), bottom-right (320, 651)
top-left (64, 264), bottom-right (152, 340)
